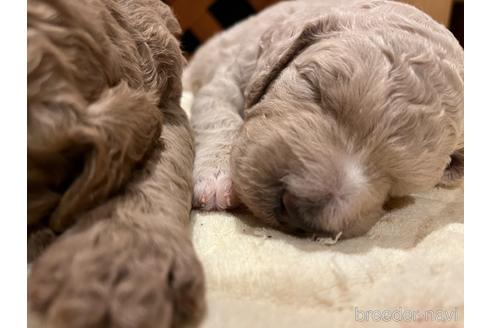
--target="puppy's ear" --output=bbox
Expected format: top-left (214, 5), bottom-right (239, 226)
top-left (44, 83), bottom-right (163, 232)
top-left (245, 15), bottom-right (340, 107)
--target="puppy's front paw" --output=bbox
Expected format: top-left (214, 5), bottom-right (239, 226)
top-left (193, 169), bottom-right (240, 211)
top-left (28, 220), bottom-right (205, 328)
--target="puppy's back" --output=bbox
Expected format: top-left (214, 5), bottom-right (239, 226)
top-left (28, 0), bottom-right (184, 233)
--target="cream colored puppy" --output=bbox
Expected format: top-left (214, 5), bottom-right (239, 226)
top-left (185, 0), bottom-right (463, 238)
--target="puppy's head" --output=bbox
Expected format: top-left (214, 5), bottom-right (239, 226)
top-left (232, 12), bottom-right (463, 238)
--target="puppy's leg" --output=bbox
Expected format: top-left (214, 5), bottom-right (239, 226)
top-left (28, 102), bottom-right (205, 328)
top-left (191, 67), bottom-right (244, 210)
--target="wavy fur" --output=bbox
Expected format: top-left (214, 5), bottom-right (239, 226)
top-left (185, 0), bottom-right (464, 237)
top-left (27, 0), bottom-right (205, 326)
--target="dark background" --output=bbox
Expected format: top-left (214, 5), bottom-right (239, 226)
top-left (163, 0), bottom-right (464, 56)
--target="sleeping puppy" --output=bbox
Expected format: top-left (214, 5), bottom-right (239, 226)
top-left (185, 0), bottom-right (464, 238)
top-left (28, 0), bottom-right (204, 326)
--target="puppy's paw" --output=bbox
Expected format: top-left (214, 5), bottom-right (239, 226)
top-left (193, 170), bottom-right (240, 211)
top-left (28, 220), bottom-right (205, 328)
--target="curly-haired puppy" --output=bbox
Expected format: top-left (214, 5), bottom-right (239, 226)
top-left (28, 0), bottom-right (205, 326)
top-left (185, 0), bottom-right (464, 238)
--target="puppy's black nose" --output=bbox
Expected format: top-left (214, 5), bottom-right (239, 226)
top-left (279, 191), bottom-right (311, 233)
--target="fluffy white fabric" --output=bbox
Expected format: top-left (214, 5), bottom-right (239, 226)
top-left (183, 92), bottom-right (464, 327)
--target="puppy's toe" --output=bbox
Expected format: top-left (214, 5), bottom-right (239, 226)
top-left (193, 177), bottom-right (217, 210)
top-left (193, 171), bottom-right (240, 211)
top-left (28, 220), bottom-right (205, 328)
top-left (215, 173), bottom-right (240, 210)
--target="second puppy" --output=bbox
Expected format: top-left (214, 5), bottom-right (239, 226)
top-left (28, 0), bottom-right (205, 326)
top-left (185, 0), bottom-right (464, 238)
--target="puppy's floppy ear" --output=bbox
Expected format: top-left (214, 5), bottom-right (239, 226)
top-left (37, 83), bottom-right (163, 232)
top-left (244, 14), bottom-right (341, 108)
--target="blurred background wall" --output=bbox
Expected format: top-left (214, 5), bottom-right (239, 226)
top-left (163, 0), bottom-right (464, 56)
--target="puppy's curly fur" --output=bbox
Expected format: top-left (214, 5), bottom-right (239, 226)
top-left (28, 0), bottom-right (205, 326)
top-left (185, 0), bottom-right (464, 237)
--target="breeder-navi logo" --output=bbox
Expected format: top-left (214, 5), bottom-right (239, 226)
top-left (354, 307), bottom-right (459, 322)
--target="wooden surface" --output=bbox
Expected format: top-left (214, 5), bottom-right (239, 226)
top-left (166, 0), bottom-right (288, 47)
top-left (402, 0), bottom-right (454, 26)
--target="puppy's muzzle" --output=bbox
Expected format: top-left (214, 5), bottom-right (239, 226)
top-left (278, 190), bottom-right (324, 235)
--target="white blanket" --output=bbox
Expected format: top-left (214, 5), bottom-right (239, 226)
top-left (192, 188), bottom-right (463, 327)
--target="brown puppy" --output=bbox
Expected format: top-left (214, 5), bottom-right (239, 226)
top-left (28, 0), bottom-right (204, 326)
top-left (185, 0), bottom-right (464, 238)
